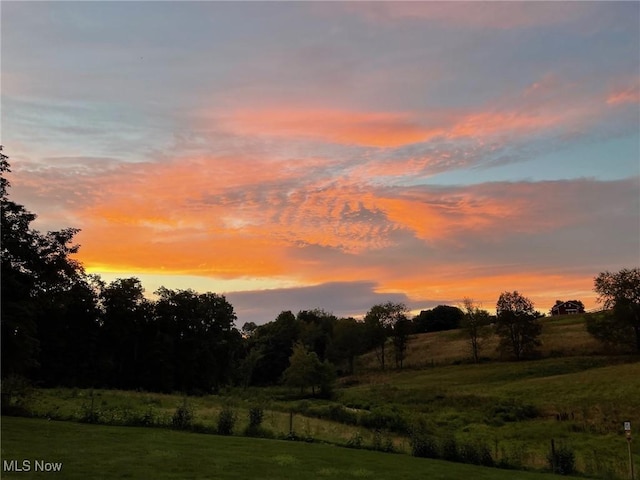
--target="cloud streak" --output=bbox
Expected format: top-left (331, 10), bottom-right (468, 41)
top-left (2, 2), bottom-right (638, 323)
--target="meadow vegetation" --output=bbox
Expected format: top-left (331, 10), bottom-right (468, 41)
top-left (2, 416), bottom-right (585, 480)
top-left (4, 313), bottom-right (639, 479)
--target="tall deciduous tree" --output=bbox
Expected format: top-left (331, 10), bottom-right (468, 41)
top-left (282, 341), bottom-right (335, 396)
top-left (413, 305), bottom-right (464, 333)
top-left (461, 298), bottom-right (492, 363)
top-left (364, 302), bottom-right (409, 370)
top-left (590, 268), bottom-right (640, 352)
top-left (248, 311), bottom-right (300, 385)
top-left (327, 317), bottom-right (367, 374)
top-left (153, 287), bottom-right (241, 393)
top-left (392, 316), bottom-right (412, 369)
top-left (1, 147), bottom-right (87, 379)
top-left (494, 291), bottom-right (542, 360)
top-left (100, 278), bottom-right (151, 388)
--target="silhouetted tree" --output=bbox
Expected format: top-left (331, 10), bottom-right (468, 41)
top-left (392, 316), bottom-right (413, 369)
top-left (461, 298), bottom-right (492, 363)
top-left (327, 317), bottom-right (367, 374)
top-left (297, 309), bottom-right (336, 361)
top-left (282, 341), bottom-right (335, 397)
top-left (249, 311), bottom-right (300, 385)
top-left (1, 148), bottom-right (87, 379)
top-left (364, 302), bottom-right (408, 370)
top-left (36, 273), bottom-right (102, 386)
top-left (494, 291), bottom-right (542, 360)
top-left (153, 287), bottom-right (241, 393)
top-left (99, 278), bottom-right (151, 388)
top-left (413, 305), bottom-right (464, 333)
top-left (588, 268), bottom-right (640, 352)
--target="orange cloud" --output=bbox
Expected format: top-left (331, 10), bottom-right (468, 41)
top-left (62, 162), bottom-right (633, 320)
top-left (607, 84), bottom-right (640, 106)
top-left (217, 108), bottom-right (440, 147)
top-left (340, 2), bottom-right (598, 30)
top-left (449, 110), bottom-right (562, 139)
top-left (213, 97), bottom-right (579, 149)
top-left (379, 267), bottom-right (599, 314)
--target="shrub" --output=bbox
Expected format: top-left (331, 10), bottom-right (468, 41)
top-left (547, 442), bottom-right (576, 475)
top-left (410, 432), bottom-right (439, 458)
top-left (217, 406), bottom-right (236, 435)
top-left (171, 399), bottom-right (193, 430)
top-left (409, 417), bottom-right (439, 459)
top-left (371, 429), bottom-right (395, 453)
top-left (346, 431), bottom-right (364, 449)
top-left (459, 441), bottom-right (494, 467)
top-left (248, 406), bottom-right (264, 429)
top-left (244, 405), bottom-right (273, 437)
top-left (360, 406), bottom-right (408, 433)
top-left (79, 391), bottom-right (100, 424)
top-left (441, 435), bottom-right (459, 462)
top-left (1, 375), bottom-right (35, 416)
top-left (486, 399), bottom-right (538, 425)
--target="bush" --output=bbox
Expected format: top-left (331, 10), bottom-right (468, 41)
top-left (346, 431), bottom-right (364, 449)
top-left (441, 435), bottom-right (459, 462)
top-left (586, 310), bottom-right (636, 352)
top-left (409, 418), bottom-right (439, 459)
top-left (1, 375), bottom-right (35, 416)
top-left (371, 429), bottom-right (395, 453)
top-left (248, 406), bottom-right (264, 429)
top-left (459, 441), bottom-right (494, 467)
top-left (410, 432), bottom-right (439, 459)
top-left (360, 406), bottom-right (408, 433)
top-left (244, 405), bottom-right (273, 437)
top-left (171, 399), bottom-right (193, 430)
top-left (486, 399), bottom-right (538, 425)
top-left (547, 442), bottom-right (576, 475)
top-left (217, 406), bottom-right (236, 435)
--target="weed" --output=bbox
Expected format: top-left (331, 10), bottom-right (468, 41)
top-left (547, 441), bottom-right (575, 475)
top-left (171, 398), bottom-right (193, 430)
top-left (217, 406), bottom-right (236, 435)
top-left (346, 431), bottom-right (364, 449)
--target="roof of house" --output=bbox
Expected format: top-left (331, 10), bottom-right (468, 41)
top-left (551, 300), bottom-right (583, 312)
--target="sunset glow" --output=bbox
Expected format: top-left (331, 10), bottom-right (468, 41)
top-left (2, 1), bottom-right (638, 324)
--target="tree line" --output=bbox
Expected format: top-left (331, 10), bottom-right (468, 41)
top-left (2, 147), bottom-right (638, 396)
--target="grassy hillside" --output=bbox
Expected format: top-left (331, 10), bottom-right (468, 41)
top-left (359, 313), bottom-right (607, 369)
top-left (0, 417), bottom-right (582, 480)
top-left (3, 313), bottom-right (638, 479)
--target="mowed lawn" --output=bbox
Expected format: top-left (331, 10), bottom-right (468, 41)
top-left (1, 417), bottom-right (579, 480)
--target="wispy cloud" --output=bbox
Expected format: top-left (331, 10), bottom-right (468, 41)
top-left (2, 1), bottom-right (638, 323)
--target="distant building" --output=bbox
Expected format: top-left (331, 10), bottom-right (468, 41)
top-left (550, 300), bottom-right (585, 316)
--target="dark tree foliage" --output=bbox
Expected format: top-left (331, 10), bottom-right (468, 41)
top-left (248, 311), bottom-right (300, 385)
top-left (98, 278), bottom-right (152, 389)
top-left (494, 291), bottom-right (542, 361)
top-left (36, 274), bottom-right (103, 387)
top-left (1, 147), bottom-right (244, 392)
top-left (364, 302), bottom-right (408, 370)
top-left (413, 305), bottom-right (464, 333)
top-left (461, 298), bottom-right (492, 364)
top-left (1, 148), bottom-right (88, 378)
top-left (589, 268), bottom-right (640, 352)
top-left (153, 287), bottom-right (241, 393)
top-left (326, 317), bottom-right (367, 375)
top-left (392, 317), bottom-right (413, 369)
top-left (297, 309), bottom-right (336, 361)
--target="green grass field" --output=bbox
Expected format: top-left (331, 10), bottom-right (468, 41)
top-left (0, 417), bottom-right (582, 480)
top-left (3, 313), bottom-right (638, 479)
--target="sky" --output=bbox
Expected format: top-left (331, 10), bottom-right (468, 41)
top-left (2, 1), bottom-right (639, 325)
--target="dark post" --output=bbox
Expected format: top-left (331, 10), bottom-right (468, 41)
top-left (289, 411), bottom-right (294, 437)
